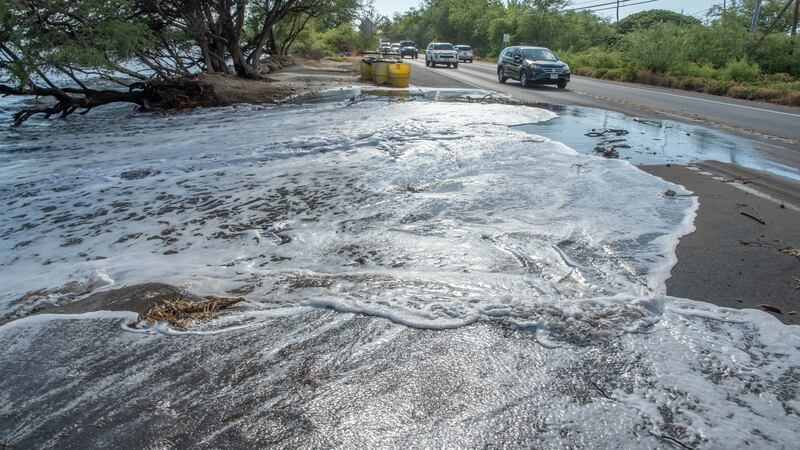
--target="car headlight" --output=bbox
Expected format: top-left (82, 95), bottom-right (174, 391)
top-left (564, 65), bottom-right (570, 73)
top-left (531, 64), bottom-right (541, 71)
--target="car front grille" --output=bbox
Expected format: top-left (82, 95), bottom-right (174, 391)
top-left (542, 67), bottom-right (562, 74)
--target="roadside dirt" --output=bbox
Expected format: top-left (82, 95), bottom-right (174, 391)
top-left (197, 57), bottom-right (362, 106)
top-left (642, 162), bottom-right (800, 325)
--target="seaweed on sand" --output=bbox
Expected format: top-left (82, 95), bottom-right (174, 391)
top-left (142, 296), bottom-right (244, 330)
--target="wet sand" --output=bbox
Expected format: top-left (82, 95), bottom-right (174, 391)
top-left (642, 162), bottom-right (800, 324)
top-left (192, 57), bottom-right (363, 106)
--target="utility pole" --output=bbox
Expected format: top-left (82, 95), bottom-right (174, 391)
top-left (791, 0), bottom-right (800, 54)
top-left (616, 0), bottom-right (620, 23)
top-left (749, 0), bottom-right (796, 56)
top-left (748, 0), bottom-right (763, 50)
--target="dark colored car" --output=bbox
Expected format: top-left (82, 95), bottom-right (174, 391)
top-left (496, 46), bottom-right (570, 89)
top-left (399, 40), bottom-right (418, 59)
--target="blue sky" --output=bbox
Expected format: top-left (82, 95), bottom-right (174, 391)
top-left (373, 0), bottom-right (723, 21)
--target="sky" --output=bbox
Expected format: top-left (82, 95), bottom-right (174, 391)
top-left (372, 0), bottom-right (723, 22)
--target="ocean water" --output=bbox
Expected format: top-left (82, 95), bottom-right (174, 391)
top-left (0, 92), bottom-right (798, 448)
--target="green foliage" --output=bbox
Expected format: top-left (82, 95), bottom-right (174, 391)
top-left (617, 9), bottom-right (701, 34)
top-left (667, 63), bottom-right (720, 79)
top-left (752, 34), bottom-right (800, 77)
top-left (622, 23), bottom-right (690, 73)
top-left (1, 0), bottom-right (157, 86)
top-left (560, 48), bottom-right (625, 70)
top-left (684, 16), bottom-right (749, 68)
top-left (292, 22), bottom-right (373, 58)
top-left (722, 59), bottom-right (761, 83)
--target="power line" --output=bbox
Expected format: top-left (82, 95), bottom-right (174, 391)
top-left (582, 0), bottom-right (660, 13)
top-left (564, 0), bottom-right (640, 12)
top-left (568, 0), bottom-right (625, 7)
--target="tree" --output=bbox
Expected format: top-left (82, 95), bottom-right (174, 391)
top-left (617, 9), bottom-right (702, 34)
top-left (0, 0), bottom-right (366, 125)
top-left (0, 0), bottom-right (176, 126)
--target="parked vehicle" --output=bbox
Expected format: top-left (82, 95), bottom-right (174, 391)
top-left (496, 46), bottom-right (570, 89)
top-left (425, 42), bottom-right (459, 68)
top-left (400, 40), bottom-right (418, 59)
top-left (455, 45), bottom-right (473, 63)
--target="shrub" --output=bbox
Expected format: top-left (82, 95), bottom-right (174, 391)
top-left (667, 62), bottom-right (719, 79)
top-left (702, 79), bottom-right (734, 95)
top-left (604, 67), bottom-right (637, 82)
top-left (560, 49), bottom-right (618, 69)
top-left (752, 34), bottom-right (800, 76)
top-left (623, 23), bottom-right (690, 73)
top-left (685, 19), bottom-right (748, 68)
top-left (722, 59), bottom-right (760, 83)
top-left (779, 91), bottom-right (800, 106)
top-left (617, 9), bottom-right (701, 34)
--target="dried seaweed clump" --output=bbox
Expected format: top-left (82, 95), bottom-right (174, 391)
top-left (781, 247), bottom-right (800, 258)
top-left (143, 297), bottom-right (244, 330)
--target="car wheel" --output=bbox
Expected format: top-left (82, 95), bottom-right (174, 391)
top-left (470, 58), bottom-right (473, 63)
top-left (446, 62), bottom-right (451, 68)
top-left (520, 71), bottom-right (528, 87)
top-left (453, 62), bottom-right (458, 69)
top-left (425, 58), bottom-right (430, 67)
top-left (557, 80), bottom-right (568, 89)
top-left (498, 68), bottom-right (507, 84)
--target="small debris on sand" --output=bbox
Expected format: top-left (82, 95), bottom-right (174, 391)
top-left (739, 211), bottom-right (766, 225)
top-left (757, 304), bottom-right (783, 314)
top-left (142, 296), bottom-right (244, 330)
top-left (585, 128), bottom-right (629, 138)
top-left (594, 145), bottom-right (619, 159)
top-left (780, 248), bottom-right (800, 258)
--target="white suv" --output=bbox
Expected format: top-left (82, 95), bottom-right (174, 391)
top-left (425, 43), bottom-right (459, 68)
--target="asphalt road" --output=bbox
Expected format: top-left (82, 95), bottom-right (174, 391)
top-left (408, 58), bottom-right (800, 143)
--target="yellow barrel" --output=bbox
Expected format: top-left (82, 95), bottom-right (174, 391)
top-left (388, 63), bottom-right (411, 88)
top-left (372, 61), bottom-right (390, 85)
top-left (360, 59), bottom-right (372, 81)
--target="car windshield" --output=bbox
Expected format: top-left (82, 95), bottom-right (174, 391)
top-left (456, 46), bottom-right (471, 50)
top-left (521, 48), bottom-right (558, 61)
top-left (433, 44), bottom-right (454, 50)
top-left (400, 41), bottom-right (415, 46)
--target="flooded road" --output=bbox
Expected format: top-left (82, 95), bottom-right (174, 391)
top-left (1, 90), bottom-right (798, 448)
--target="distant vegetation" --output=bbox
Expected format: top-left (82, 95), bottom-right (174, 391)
top-left (381, 0), bottom-right (800, 105)
top-left (0, 0), bottom-right (365, 125)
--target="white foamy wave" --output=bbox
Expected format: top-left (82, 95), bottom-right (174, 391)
top-left (1, 95), bottom-right (799, 448)
top-left (1, 99), bottom-right (693, 329)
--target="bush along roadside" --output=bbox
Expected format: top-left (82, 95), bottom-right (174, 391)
top-left (562, 51), bottom-right (800, 107)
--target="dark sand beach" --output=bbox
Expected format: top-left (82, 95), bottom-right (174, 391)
top-left (643, 161), bottom-right (800, 324)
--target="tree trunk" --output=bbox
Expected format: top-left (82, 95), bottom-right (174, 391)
top-left (2, 79), bottom-right (213, 127)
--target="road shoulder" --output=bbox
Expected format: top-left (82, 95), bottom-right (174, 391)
top-left (641, 163), bottom-right (800, 324)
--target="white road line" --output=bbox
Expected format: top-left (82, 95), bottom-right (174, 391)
top-left (576, 79), bottom-right (800, 118)
top-left (458, 63), bottom-right (800, 118)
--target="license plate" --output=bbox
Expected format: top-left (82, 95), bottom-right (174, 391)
top-left (550, 74), bottom-right (559, 79)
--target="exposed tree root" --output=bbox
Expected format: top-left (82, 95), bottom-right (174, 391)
top-left (2, 78), bottom-right (215, 127)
